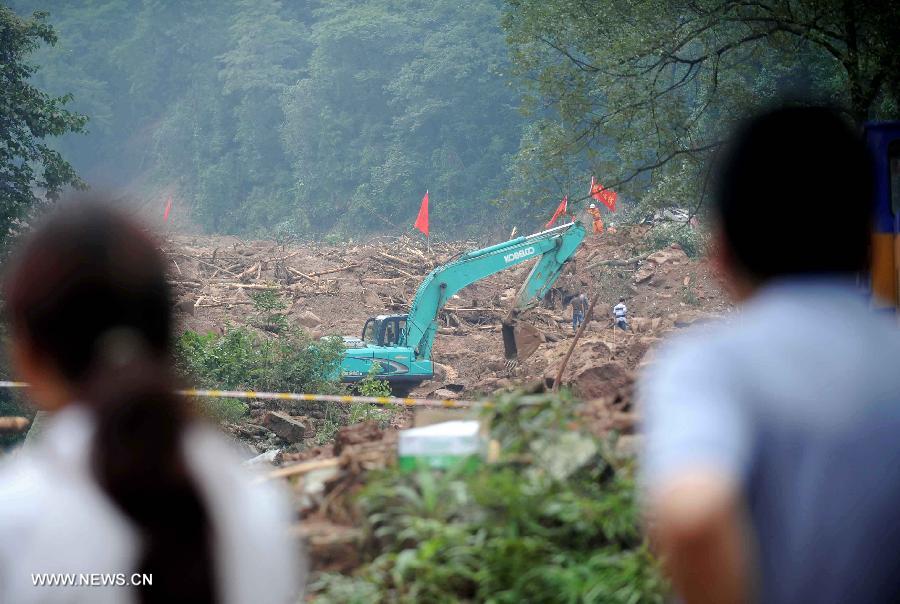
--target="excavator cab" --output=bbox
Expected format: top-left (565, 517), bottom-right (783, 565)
top-left (361, 315), bottom-right (407, 346)
top-left (339, 314), bottom-right (428, 390)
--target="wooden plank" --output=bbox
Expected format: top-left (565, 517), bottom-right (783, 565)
top-left (267, 456), bottom-right (341, 480)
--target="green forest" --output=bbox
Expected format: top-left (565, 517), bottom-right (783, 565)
top-left (4, 0), bottom-right (899, 239)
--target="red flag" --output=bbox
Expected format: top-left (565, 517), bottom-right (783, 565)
top-left (414, 191), bottom-right (429, 236)
top-left (590, 177), bottom-right (617, 212)
top-left (545, 195), bottom-right (568, 229)
top-left (163, 195), bottom-right (173, 222)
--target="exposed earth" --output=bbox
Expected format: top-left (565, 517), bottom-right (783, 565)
top-left (162, 221), bottom-right (731, 570)
top-left (168, 223), bottom-right (728, 401)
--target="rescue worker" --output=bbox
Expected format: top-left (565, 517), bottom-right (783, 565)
top-left (588, 203), bottom-right (604, 234)
top-left (571, 292), bottom-right (588, 332)
top-left (613, 297), bottom-right (629, 330)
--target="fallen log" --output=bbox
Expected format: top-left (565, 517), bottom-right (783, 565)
top-left (195, 300), bottom-right (255, 308)
top-left (184, 254), bottom-right (239, 277)
top-left (376, 251), bottom-right (420, 270)
top-left (386, 266), bottom-right (420, 280)
top-left (220, 283), bottom-right (283, 290)
top-left (267, 456), bottom-right (341, 480)
top-left (442, 307), bottom-right (499, 312)
top-left (306, 264), bottom-right (358, 279)
top-left (587, 253), bottom-right (650, 269)
top-left (269, 249), bottom-right (305, 263)
top-left (236, 263), bottom-right (260, 282)
top-left (288, 267), bottom-right (317, 284)
top-left (361, 277), bottom-right (407, 284)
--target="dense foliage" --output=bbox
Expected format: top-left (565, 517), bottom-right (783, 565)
top-left (0, 6), bottom-right (86, 244)
top-left (500, 0), bottom-right (900, 220)
top-left (6, 0), bottom-right (896, 237)
top-left (175, 327), bottom-right (345, 396)
top-left (8, 0), bottom-right (523, 238)
top-left (312, 391), bottom-right (665, 603)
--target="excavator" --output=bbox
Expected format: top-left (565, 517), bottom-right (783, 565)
top-left (338, 221), bottom-right (586, 390)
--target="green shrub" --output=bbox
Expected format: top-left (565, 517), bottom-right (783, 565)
top-left (645, 223), bottom-right (702, 258)
top-left (311, 391), bottom-right (665, 603)
top-left (357, 364), bottom-right (393, 398)
top-left (249, 289), bottom-right (289, 334)
top-left (175, 327), bottom-right (345, 395)
top-left (342, 365), bottom-right (398, 427)
top-left (198, 397), bottom-right (248, 423)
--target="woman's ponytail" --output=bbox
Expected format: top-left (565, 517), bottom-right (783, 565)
top-left (88, 332), bottom-right (216, 603)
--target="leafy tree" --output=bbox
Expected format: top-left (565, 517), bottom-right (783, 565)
top-left (11, 0), bottom-right (524, 239)
top-left (501, 0), bottom-right (900, 221)
top-left (0, 6), bottom-right (86, 239)
top-left (279, 0), bottom-right (525, 237)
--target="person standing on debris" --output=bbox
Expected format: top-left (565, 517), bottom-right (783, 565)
top-left (587, 203), bottom-right (604, 234)
top-left (571, 292), bottom-right (588, 332)
top-left (0, 203), bottom-right (304, 603)
top-left (639, 107), bottom-right (900, 604)
top-left (613, 298), bottom-right (629, 331)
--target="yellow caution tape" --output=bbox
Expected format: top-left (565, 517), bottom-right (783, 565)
top-left (0, 380), bottom-right (480, 409)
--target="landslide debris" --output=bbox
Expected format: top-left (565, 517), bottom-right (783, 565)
top-left (164, 222), bottom-right (730, 572)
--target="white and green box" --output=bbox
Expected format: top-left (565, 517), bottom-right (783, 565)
top-left (398, 420), bottom-right (483, 471)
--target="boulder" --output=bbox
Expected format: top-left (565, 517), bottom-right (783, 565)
top-left (543, 336), bottom-right (613, 385)
top-left (570, 361), bottom-right (633, 400)
top-left (297, 310), bottom-right (322, 329)
top-left (629, 317), bottom-right (652, 333)
top-left (633, 264), bottom-right (654, 283)
top-left (262, 411), bottom-right (314, 443)
top-left (646, 245), bottom-right (688, 266)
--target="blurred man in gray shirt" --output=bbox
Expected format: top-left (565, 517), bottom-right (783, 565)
top-left (639, 107), bottom-right (900, 604)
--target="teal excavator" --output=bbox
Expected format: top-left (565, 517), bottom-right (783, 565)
top-left (338, 221), bottom-right (587, 391)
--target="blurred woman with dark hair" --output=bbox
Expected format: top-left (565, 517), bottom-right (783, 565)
top-left (0, 202), bottom-right (304, 603)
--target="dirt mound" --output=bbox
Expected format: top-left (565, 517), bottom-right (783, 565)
top-left (571, 361), bottom-right (632, 400)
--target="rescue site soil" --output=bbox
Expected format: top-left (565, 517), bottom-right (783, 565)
top-left (164, 222), bottom-right (730, 596)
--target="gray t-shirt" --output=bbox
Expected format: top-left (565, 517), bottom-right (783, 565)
top-left (640, 279), bottom-right (900, 603)
top-left (572, 296), bottom-right (588, 314)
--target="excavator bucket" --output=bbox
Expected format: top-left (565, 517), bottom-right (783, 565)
top-left (502, 322), bottom-right (518, 360)
top-left (502, 321), bottom-right (545, 362)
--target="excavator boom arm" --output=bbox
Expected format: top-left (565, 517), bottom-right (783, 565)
top-left (402, 221), bottom-right (586, 361)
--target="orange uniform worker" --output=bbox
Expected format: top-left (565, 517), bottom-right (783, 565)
top-left (588, 203), bottom-right (604, 234)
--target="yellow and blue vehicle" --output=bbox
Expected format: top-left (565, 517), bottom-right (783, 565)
top-left (338, 221), bottom-right (587, 391)
top-left (867, 121), bottom-right (900, 308)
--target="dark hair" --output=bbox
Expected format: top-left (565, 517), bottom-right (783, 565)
top-left (4, 203), bottom-right (216, 603)
top-left (714, 106), bottom-right (874, 281)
